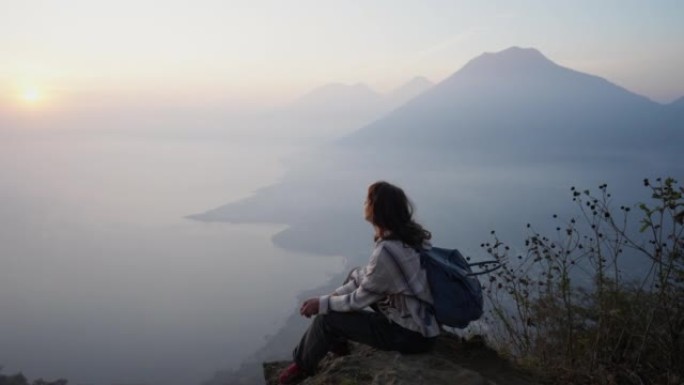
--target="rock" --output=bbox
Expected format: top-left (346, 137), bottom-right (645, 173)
top-left (263, 334), bottom-right (535, 385)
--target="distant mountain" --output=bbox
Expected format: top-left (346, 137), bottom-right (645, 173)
top-left (664, 95), bottom-right (684, 131)
top-left (291, 82), bottom-right (384, 113)
top-left (275, 79), bottom-right (433, 141)
top-left (290, 77), bottom-right (434, 113)
top-left (667, 96), bottom-right (684, 114)
top-left (195, 46), bottom-right (683, 241)
top-left (339, 47), bottom-right (679, 161)
top-left (194, 46), bottom-right (683, 252)
top-left (670, 96), bottom-right (684, 108)
top-left (388, 76), bottom-right (434, 107)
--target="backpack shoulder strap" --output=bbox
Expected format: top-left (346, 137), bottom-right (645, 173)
top-left (467, 260), bottom-right (502, 275)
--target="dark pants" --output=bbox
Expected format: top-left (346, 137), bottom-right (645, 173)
top-left (292, 311), bottom-right (436, 373)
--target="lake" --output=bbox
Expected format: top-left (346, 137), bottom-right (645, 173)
top-left (0, 132), bottom-right (345, 385)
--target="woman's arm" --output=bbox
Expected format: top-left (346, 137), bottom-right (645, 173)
top-left (331, 266), bottom-right (364, 296)
top-left (319, 245), bottom-right (395, 314)
top-left (301, 266), bottom-right (367, 317)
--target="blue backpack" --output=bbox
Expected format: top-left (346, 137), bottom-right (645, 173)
top-left (419, 247), bottom-right (499, 329)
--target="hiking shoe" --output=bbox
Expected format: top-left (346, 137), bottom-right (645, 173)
top-left (278, 362), bottom-right (307, 385)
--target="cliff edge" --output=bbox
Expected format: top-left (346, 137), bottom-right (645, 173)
top-left (263, 334), bottom-right (536, 385)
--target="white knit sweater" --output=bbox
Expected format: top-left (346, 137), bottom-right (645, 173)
top-left (319, 239), bottom-right (440, 338)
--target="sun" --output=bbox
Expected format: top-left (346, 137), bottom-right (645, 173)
top-left (21, 87), bottom-right (42, 103)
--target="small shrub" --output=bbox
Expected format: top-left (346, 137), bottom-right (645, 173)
top-left (483, 178), bottom-right (683, 385)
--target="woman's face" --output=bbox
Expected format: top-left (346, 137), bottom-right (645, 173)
top-left (364, 196), bottom-right (373, 222)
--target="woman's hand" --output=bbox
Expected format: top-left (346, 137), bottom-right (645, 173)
top-left (300, 298), bottom-right (320, 318)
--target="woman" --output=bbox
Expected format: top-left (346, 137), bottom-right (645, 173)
top-left (278, 181), bottom-right (440, 384)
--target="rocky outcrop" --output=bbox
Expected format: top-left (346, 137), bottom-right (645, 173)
top-left (263, 334), bottom-right (536, 385)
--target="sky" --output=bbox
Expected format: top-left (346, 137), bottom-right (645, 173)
top-left (1, 0), bottom-right (683, 113)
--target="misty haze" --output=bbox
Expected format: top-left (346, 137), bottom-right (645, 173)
top-left (0, 66), bottom-right (464, 385)
top-left (3, 47), bottom-right (682, 385)
top-left (2, 2), bottom-right (684, 385)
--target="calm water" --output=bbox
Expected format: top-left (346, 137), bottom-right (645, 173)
top-left (0, 133), bottom-right (344, 385)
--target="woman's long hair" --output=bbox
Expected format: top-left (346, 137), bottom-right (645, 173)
top-left (366, 181), bottom-right (431, 248)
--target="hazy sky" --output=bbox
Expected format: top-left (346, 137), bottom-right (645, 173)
top-left (1, 0), bottom-right (683, 112)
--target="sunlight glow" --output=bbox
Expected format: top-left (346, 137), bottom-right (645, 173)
top-left (21, 87), bottom-right (42, 103)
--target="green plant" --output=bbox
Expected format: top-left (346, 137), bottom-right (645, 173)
top-left (483, 178), bottom-right (683, 384)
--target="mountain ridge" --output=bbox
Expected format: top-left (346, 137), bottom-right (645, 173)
top-left (670, 95), bottom-right (684, 107)
top-left (338, 46), bottom-right (675, 159)
top-left (293, 82), bottom-right (383, 108)
top-left (291, 76), bottom-right (434, 109)
top-left (278, 77), bottom-right (433, 141)
top-left (388, 76), bottom-right (434, 105)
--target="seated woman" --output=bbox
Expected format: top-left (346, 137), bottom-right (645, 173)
top-left (278, 181), bottom-right (440, 384)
